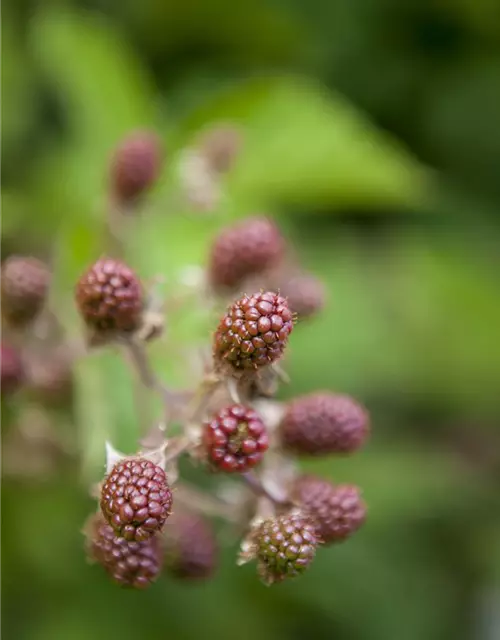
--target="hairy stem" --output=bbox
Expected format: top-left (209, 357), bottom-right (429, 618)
top-left (242, 471), bottom-right (290, 507)
top-left (175, 482), bottom-right (240, 522)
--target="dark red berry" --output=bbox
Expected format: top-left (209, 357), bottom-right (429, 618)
top-left (163, 510), bottom-right (218, 580)
top-left (87, 514), bottom-right (163, 589)
top-left (208, 217), bottom-right (285, 290)
top-left (110, 130), bottom-right (163, 203)
top-left (203, 404), bottom-right (269, 473)
top-left (27, 351), bottom-right (73, 408)
top-left (75, 258), bottom-right (143, 334)
top-left (293, 475), bottom-right (366, 544)
top-left (280, 392), bottom-right (369, 455)
top-left (100, 458), bottom-right (172, 541)
top-left (254, 511), bottom-right (319, 584)
top-left (213, 291), bottom-right (294, 373)
top-left (1, 343), bottom-right (24, 397)
top-left (1, 256), bottom-right (51, 326)
top-left (278, 272), bottom-right (325, 319)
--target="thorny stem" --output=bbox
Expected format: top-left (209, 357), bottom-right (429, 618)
top-left (242, 471), bottom-right (291, 507)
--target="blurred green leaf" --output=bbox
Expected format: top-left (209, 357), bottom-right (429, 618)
top-left (29, 8), bottom-right (159, 220)
top-left (176, 76), bottom-right (430, 211)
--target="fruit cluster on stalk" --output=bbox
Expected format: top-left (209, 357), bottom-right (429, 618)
top-left (2, 127), bottom-right (370, 589)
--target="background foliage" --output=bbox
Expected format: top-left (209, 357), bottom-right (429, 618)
top-left (3, 0), bottom-right (500, 639)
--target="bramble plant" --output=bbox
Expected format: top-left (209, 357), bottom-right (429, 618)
top-left (1, 125), bottom-right (370, 589)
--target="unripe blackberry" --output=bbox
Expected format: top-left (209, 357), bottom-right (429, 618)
top-left (163, 510), bottom-right (218, 580)
top-left (279, 273), bottom-right (325, 319)
top-left (1, 343), bottom-right (24, 397)
top-left (202, 404), bottom-right (269, 472)
top-left (254, 511), bottom-right (319, 584)
top-left (75, 258), bottom-right (143, 334)
top-left (110, 130), bottom-right (162, 203)
top-left (293, 475), bottom-right (366, 544)
top-left (1, 256), bottom-right (50, 326)
top-left (208, 217), bottom-right (285, 290)
top-left (280, 392), bottom-right (369, 455)
top-left (100, 458), bottom-right (173, 541)
top-left (214, 291), bottom-right (294, 373)
top-left (88, 514), bottom-right (163, 589)
top-left (28, 352), bottom-right (73, 408)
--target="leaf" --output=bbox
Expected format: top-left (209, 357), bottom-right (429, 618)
top-left (176, 76), bottom-right (430, 211)
top-left (29, 8), bottom-right (159, 219)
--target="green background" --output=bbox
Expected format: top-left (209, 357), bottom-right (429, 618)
top-left (3, 0), bottom-right (500, 639)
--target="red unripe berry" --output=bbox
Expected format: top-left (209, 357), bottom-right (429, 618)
top-left (208, 217), bottom-right (285, 290)
top-left (1, 256), bottom-right (51, 326)
top-left (254, 511), bottom-right (319, 584)
top-left (28, 352), bottom-right (73, 408)
top-left (203, 404), bottom-right (269, 473)
top-left (110, 130), bottom-right (162, 203)
top-left (100, 458), bottom-right (173, 542)
top-left (75, 258), bottom-right (143, 334)
top-left (280, 392), bottom-right (369, 455)
top-left (293, 475), bottom-right (366, 544)
top-left (88, 514), bottom-right (163, 589)
top-left (279, 272), bottom-right (325, 319)
top-left (163, 510), bottom-right (218, 580)
top-left (213, 291), bottom-right (294, 374)
top-left (1, 343), bottom-right (24, 397)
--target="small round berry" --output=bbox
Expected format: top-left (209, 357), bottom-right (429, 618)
top-left (75, 258), bottom-right (143, 334)
top-left (293, 475), bottom-right (366, 544)
top-left (254, 511), bottom-right (319, 584)
top-left (203, 404), bottom-right (269, 473)
top-left (279, 272), bottom-right (325, 320)
top-left (100, 458), bottom-right (173, 542)
top-left (27, 351), bottom-right (73, 408)
top-left (163, 510), bottom-right (218, 580)
top-left (1, 256), bottom-right (51, 326)
top-left (280, 392), bottom-right (369, 455)
top-left (110, 130), bottom-right (163, 203)
top-left (213, 291), bottom-right (294, 373)
top-left (1, 343), bottom-right (24, 397)
top-left (88, 514), bottom-right (163, 589)
top-left (208, 217), bottom-right (285, 290)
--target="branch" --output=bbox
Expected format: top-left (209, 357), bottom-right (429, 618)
top-left (242, 471), bottom-right (291, 507)
top-left (175, 482), bottom-right (240, 522)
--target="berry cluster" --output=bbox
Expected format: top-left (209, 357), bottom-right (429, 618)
top-left (2, 128), bottom-right (370, 591)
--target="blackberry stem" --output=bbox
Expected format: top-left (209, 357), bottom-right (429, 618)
top-left (175, 482), bottom-right (240, 522)
top-left (242, 471), bottom-right (290, 507)
top-left (123, 338), bottom-right (182, 424)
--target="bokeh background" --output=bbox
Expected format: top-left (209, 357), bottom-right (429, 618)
top-left (3, 0), bottom-right (500, 639)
